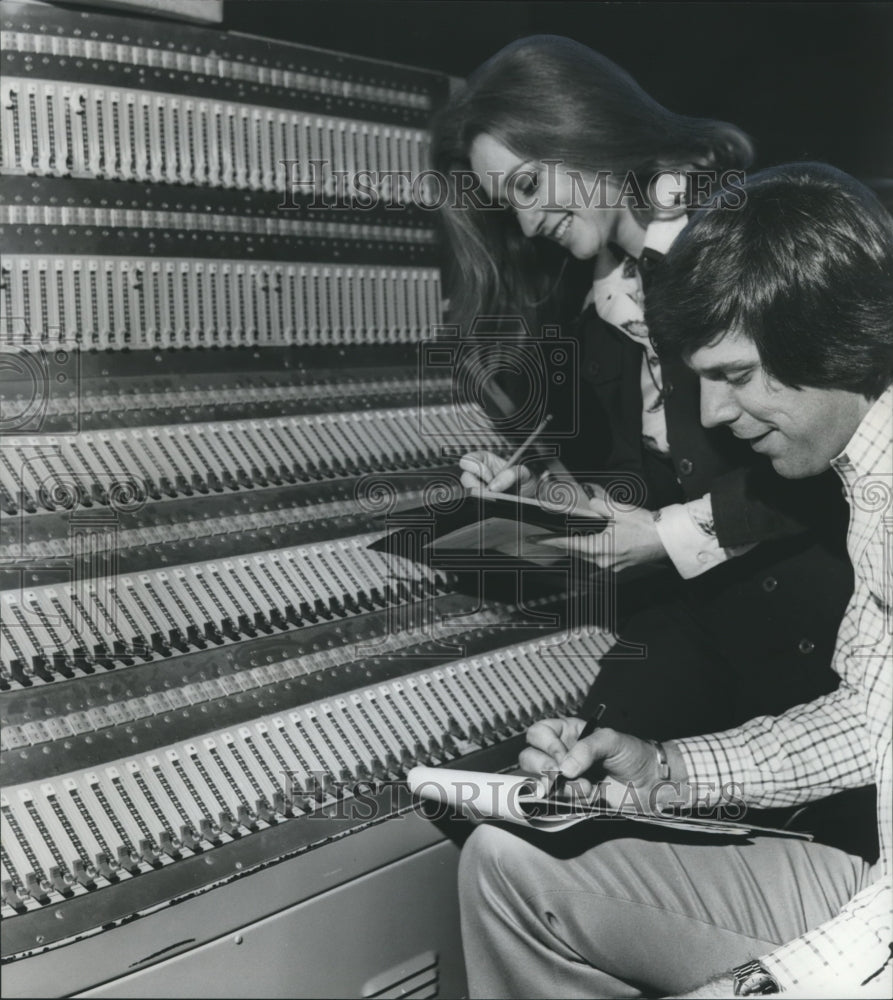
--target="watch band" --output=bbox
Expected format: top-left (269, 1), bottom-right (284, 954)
top-left (648, 739), bottom-right (670, 781)
top-left (732, 959), bottom-right (780, 995)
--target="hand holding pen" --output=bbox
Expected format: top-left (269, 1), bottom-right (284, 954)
top-left (521, 705), bottom-right (680, 809)
top-left (457, 415), bottom-right (552, 495)
top-left (518, 704), bottom-right (606, 798)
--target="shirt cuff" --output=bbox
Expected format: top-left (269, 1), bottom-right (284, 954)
top-left (653, 500), bottom-right (753, 579)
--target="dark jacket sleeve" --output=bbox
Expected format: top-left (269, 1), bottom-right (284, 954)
top-left (711, 464), bottom-right (849, 549)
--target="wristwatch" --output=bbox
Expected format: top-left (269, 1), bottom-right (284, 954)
top-left (731, 959), bottom-right (780, 995)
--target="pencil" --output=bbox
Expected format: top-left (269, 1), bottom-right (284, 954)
top-left (487, 414), bottom-right (553, 489)
top-left (577, 702), bottom-right (607, 740)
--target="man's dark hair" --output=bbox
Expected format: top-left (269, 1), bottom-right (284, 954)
top-left (647, 162), bottom-right (893, 399)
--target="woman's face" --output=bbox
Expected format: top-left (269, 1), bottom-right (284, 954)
top-left (468, 133), bottom-right (644, 260)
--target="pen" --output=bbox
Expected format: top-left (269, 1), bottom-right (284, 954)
top-left (577, 701), bottom-right (607, 740)
top-left (488, 414), bottom-right (553, 490)
top-left (549, 703), bottom-right (606, 799)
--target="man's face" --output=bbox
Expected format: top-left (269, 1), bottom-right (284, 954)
top-left (687, 330), bottom-right (871, 478)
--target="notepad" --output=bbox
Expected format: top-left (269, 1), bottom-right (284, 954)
top-left (406, 766), bottom-right (814, 838)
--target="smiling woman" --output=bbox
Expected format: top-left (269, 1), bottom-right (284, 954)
top-left (431, 34), bottom-right (753, 330)
top-left (467, 132), bottom-right (646, 261)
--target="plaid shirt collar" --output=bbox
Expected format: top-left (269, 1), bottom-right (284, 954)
top-left (831, 385), bottom-right (893, 484)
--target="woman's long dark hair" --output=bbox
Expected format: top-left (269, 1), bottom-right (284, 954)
top-left (431, 35), bottom-right (754, 330)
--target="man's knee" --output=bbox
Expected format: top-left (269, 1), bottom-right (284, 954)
top-left (459, 824), bottom-right (537, 907)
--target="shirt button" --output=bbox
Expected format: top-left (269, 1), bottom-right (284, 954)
top-left (697, 552), bottom-right (710, 564)
top-left (679, 458), bottom-right (694, 475)
top-left (663, 381), bottom-right (674, 397)
top-left (798, 638), bottom-right (816, 655)
top-left (586, 362), bottom-right (601, 377)
top-left (762, 576), bottom-right (778, 592)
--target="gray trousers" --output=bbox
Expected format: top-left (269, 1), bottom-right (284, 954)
top-left (458, 822), bottom-right (872, 998)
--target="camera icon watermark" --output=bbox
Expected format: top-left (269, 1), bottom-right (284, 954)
top-left (418, 316), bottom-right (578, 444)
top-left (0, 327), bottom-right (81, 434)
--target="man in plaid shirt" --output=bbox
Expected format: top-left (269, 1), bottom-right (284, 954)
top-left (459, 164), bottom-right (892, 998)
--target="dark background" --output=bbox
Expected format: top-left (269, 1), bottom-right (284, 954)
top-left (223, 1), bottom-right (893, 183)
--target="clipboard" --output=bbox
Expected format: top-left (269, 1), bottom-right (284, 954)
top-left (367, 490), bottom-right (609, 565)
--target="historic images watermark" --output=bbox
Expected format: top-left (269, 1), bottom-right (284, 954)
top-left (277, 159), bottom-right (748, 212)
top-left (278, 770), bottom-right (748, 823)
